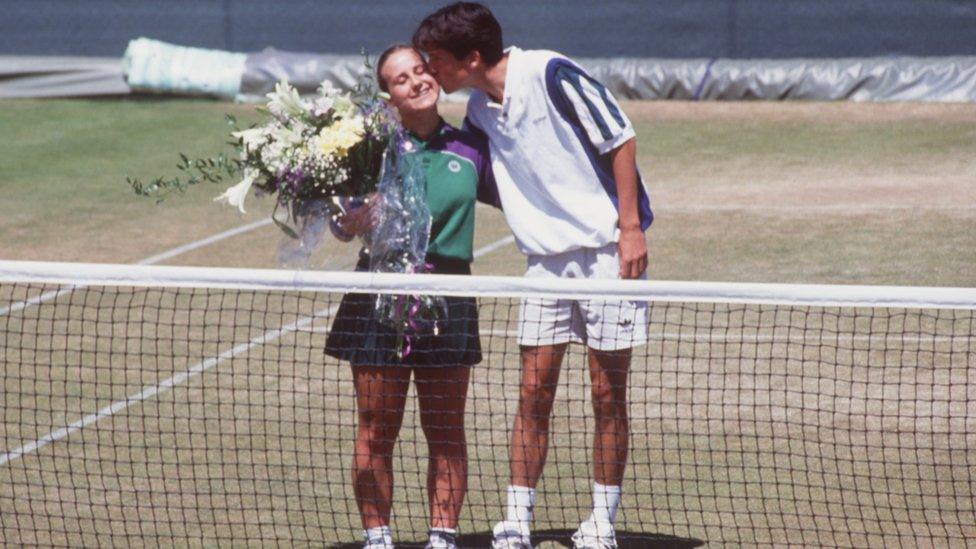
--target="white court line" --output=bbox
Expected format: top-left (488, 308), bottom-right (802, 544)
top-left (0, 219), bottom-right (273, 318)
top-left (665, 204), bottom-right (976, 213)
top-left (482, 200), bottom-right (976, 213)
top-left (0, 286), bottom-right (77, 318)
top-left (0, 305), bottom-right (334, 466)
top-left (135, 219), bottom-right (272, 265)
top-left (472, 235), bottom-right (515, 258)
top-left (0, 233), bottom-right (515, 465)
top-left (638, 332), bottom-right (972, 343)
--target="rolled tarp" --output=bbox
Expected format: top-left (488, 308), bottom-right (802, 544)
top-left (122, 37), bottom-right (247, 98)
top-left (118, 38), bottom-right (369, 101)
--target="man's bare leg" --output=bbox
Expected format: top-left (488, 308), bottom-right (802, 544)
top-left (510, 343), bottom-right (568, 488)
top-left (492, 343), bottom-right (568, 544)
top-left (585, 346), bottom-right (631, 527)
top-left (588, 347), bottom-right (630, 485)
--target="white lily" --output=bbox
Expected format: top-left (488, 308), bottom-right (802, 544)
top-left (214, 169), bottom-right (258, 214)
top-left (317, 79), bottom-right (336, 96)
top-left (272, 122), bottom-right (307, 148)
top-left (332, 93), bottom-right (355, 117)
top-left (266, 81), bottom-right (306, 118)
top-left (232, 127), bottom-right (266, 152)
top-left (309, 96), bottom-right (334, 119)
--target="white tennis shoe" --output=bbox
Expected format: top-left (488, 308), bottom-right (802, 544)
top-left (362, 529), bottom-right (394, 549)
top-left (491, 520), bottom-right (532, 549)
top-left (425, 529), bottom-right (458, 549)
top-left (571, 519), bottom-right (618, 549)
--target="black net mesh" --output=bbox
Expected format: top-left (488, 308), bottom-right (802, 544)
top-left (1, 281), bottom-right (974, 547)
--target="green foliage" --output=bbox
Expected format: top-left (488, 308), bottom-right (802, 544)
top-left (127, 114), bottom-right (244, 202)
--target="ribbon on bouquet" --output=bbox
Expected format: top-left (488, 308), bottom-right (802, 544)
top-left (395, 262), bottom-right (437, 359)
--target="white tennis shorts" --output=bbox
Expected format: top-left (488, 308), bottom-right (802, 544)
top-left (517, 242), bottom-right (649, 351)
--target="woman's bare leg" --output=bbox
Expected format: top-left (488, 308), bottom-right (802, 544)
top-left (351, 365), bottom-right (412, 529)
top-left (414, 365), bottom-right (472, 529)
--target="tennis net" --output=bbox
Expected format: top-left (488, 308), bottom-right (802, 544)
top-left (1, 260), bottom-right (974, 547)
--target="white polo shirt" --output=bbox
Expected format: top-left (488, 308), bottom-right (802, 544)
top-left (464, 46), bottom-right (653, 257)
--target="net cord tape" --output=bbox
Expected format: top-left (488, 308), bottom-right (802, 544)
top-left (1, 260), bottom-right (974, 310)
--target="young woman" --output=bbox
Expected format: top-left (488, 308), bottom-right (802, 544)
top-left (324, 44), bottom-right (498, 549)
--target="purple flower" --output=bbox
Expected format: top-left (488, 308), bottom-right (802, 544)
top-left (277, 168), bottom-right (306, 195)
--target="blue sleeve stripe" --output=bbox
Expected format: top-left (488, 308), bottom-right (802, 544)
top-left (571, 63), bottom-right (627, 129)
top-left (553, 63), bottom-right (628, 140)
top-left (554, 65), bottom-right (614, 142)
top-left (592, 75), bottom-right (627, 129)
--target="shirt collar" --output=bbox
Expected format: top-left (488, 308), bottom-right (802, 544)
top-left (486, 46), bottom-right (521, 111)
top-left (406, 117), bottom-right (450, 148)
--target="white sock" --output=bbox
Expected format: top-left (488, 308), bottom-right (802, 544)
top-left (590, 482), bottom-right (622, 523)
top-left (364, 525), bottom-right (392, 542)
top-left (429, 527), bottom-right (456, 536)
top-left (506, 485), bottom-right (536, 528)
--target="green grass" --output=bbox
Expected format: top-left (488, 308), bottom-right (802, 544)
top-left (1, 98), bottom-right (975, 546)
top-left (2, 98), bottom-right (975, 284)
top-left (0, 99), bottom-right (265, 263)
top-left (640, 118), bottom-right (976, 170)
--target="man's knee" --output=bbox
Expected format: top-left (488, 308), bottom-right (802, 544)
top-left (518, 379), bottom-right (559, 418)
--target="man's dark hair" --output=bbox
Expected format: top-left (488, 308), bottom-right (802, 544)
top-left (412, 2), bottom-right (503, 67)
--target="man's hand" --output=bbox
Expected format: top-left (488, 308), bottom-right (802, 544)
top-left (618, 225), bottom-right (647, 279)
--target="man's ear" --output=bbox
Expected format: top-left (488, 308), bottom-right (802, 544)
top-left (464, 49), bottom-right (482, 71)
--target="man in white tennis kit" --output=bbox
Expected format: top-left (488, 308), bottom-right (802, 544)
top-left (415, 4), bottom-right (653, 548)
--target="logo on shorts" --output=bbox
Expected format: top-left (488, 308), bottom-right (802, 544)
top-left (448, 159), bottom-right (462, 173)
top-left (619, 318), bottom-right (633, 327)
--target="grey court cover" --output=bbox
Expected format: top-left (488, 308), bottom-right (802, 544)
top-left (0, 56), bottom-right (130, 98)
top-left (2, 39), bottom-right (975, 102)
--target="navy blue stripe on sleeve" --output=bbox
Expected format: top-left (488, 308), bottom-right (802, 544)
top-left (550, 62), bottom-right (628, 142)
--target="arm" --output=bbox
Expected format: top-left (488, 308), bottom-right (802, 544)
top-left (609, 138), bottom-right (647, 279)
top-left (546, 58), bottom-right (648, 277)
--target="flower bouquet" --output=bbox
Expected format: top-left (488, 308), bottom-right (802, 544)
top-left (129, 70), bottom-right (444, 357)
top-left (131, 78), bottom-right (390, 246)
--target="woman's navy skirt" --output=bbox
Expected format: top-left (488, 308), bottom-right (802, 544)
top-left (324, 253), bottom-right (482, 368)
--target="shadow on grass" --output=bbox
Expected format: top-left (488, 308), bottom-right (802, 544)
top-left (331, 528), bottom-right (703, 548)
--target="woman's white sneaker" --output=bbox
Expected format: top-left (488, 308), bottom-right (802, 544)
top-left (425, 529), bottom-right (458, 549)
top-left (362, 529), bottom-right (394, 549)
